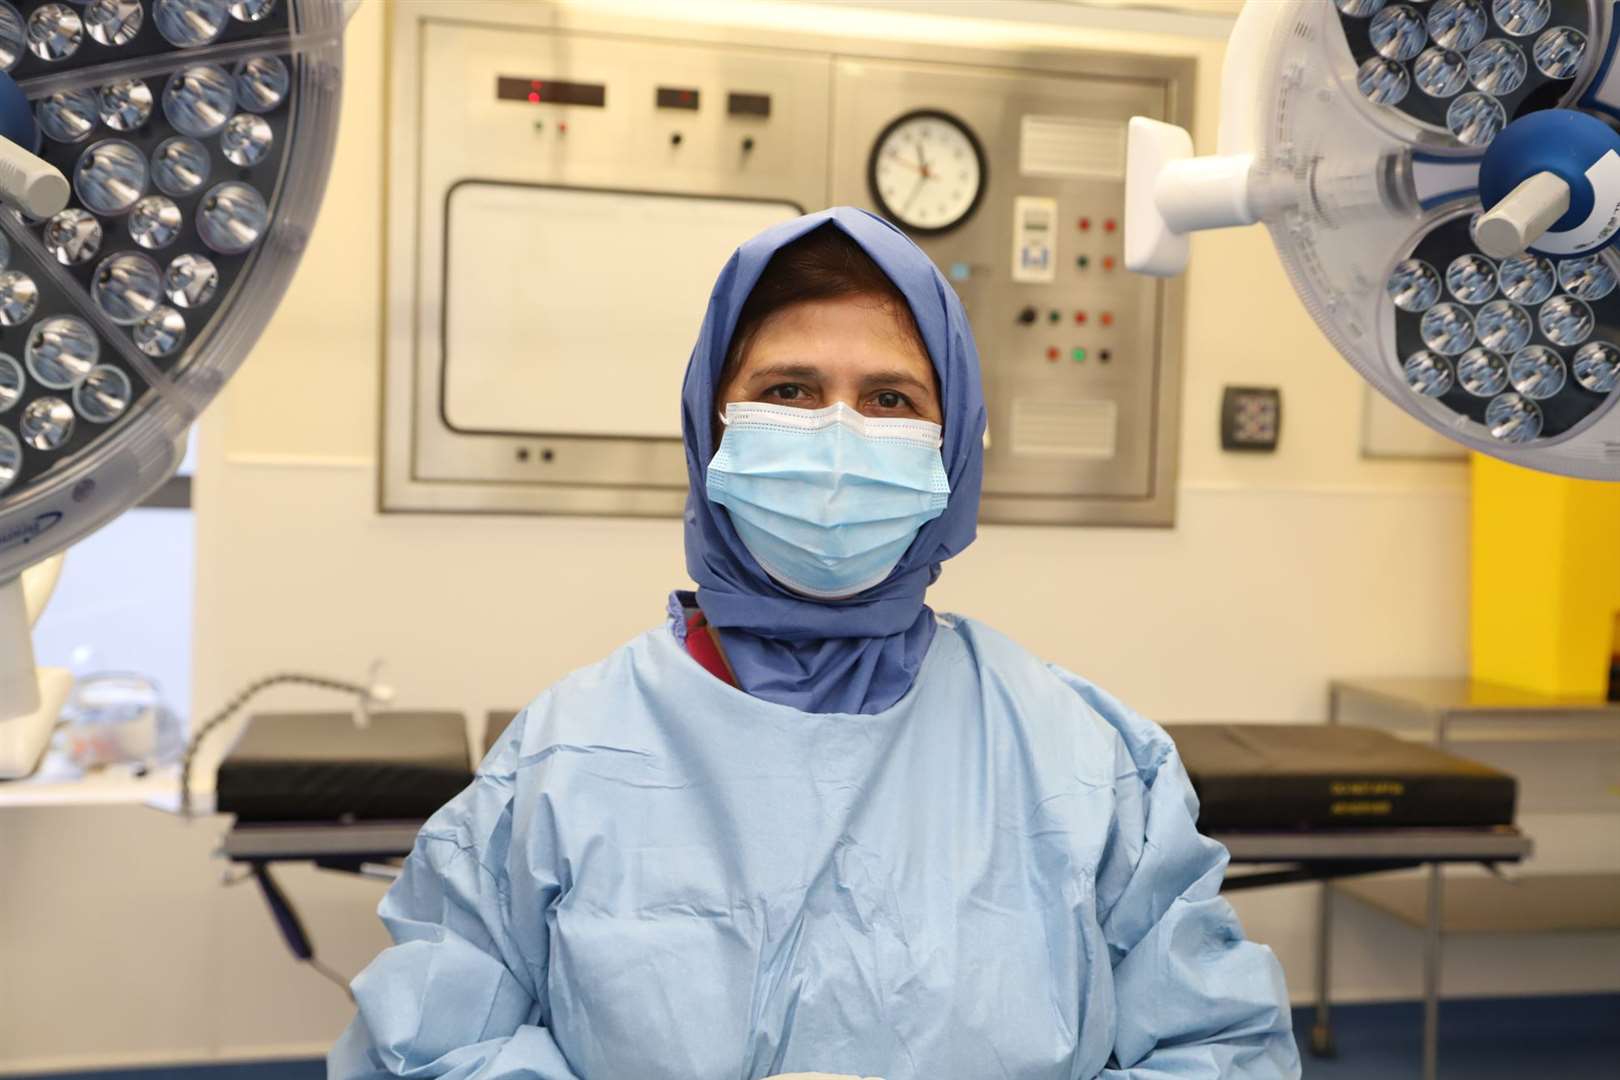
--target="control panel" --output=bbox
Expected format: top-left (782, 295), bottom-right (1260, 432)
top-left (832, 57), bottom-right (1174, 516)
top-left (382, 1), bottom-right (1192, 525)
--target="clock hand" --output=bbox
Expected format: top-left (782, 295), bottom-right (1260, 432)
top-left (883, 149), bottom-right (922, 174)
top-left (902, 171), bottom-right (928, 213)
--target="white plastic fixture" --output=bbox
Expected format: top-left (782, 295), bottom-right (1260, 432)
top-left (0, 555), bottom-right (68, 777)
top-left (1125, 0), bottom-right (1620, 480)
top-left (0, 0), bottom-right (351, 775)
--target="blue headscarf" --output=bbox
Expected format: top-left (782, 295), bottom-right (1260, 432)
top-left (674, 207), bottom-right (986, 715)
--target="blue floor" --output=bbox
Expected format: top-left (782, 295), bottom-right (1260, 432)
top-left (12, 995), bottom-right (1618, 1079)
top-left (1292, 994), bottom-right (1620, 1079)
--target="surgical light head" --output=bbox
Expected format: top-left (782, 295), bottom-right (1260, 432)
top-left (0, 0), bottom-right (347, 580)
top-left (1126, 0), bottom-right (1620, 479)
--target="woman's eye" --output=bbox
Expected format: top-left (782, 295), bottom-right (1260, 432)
top-left (761, 382), bottom-right (806, 403)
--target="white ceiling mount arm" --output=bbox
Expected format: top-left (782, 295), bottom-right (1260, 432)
top-left (0, 574), bottom-right (39, 722)
top-left (0, 554), bottom-right (70, 775)
top-left (1125, 118), bottom-right (1194, 276)
top-left (1124, 0), bottom-right (1290, 277)
top-left (1125, 118), bottom-right (1260, 277)
top-left (0, 568), bottom-right (71, 778)
top-left (21, 553), bottom-right (64, 625)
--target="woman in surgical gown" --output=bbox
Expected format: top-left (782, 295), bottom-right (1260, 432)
top-left (329, 208), bottom-right (1301, 1080)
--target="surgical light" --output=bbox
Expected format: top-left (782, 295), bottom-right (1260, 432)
top-left (1126, 0), bottom-right (1620, 479)
top-left (0, 0), bottom-right (349, 777)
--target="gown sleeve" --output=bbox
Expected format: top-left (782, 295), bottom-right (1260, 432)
top-left (327, 710), bottom-right (582, 1080)
top-left (1049, 668), bottom-right (1303, 1080)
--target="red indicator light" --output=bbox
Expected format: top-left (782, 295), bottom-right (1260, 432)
top-left (1046, 346), bottom-right (1059, 361)
top-left (1078, 216), bottom-right (1091, 231)
top-left (1074, 311), bottom-right (1087, 325)
top-left (1101, 312), bottom-right (1114, 327)
top-left (1104, 218), bottom-right (1117, 233)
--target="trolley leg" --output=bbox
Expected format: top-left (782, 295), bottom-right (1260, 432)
top-left (1311, 880), bottom-right (1337, 1057)
top-left (1422, 863), bottom-right (1444, 1080)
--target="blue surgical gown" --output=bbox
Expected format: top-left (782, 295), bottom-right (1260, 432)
top-left (329, 616), bottom-right (1300, 1079)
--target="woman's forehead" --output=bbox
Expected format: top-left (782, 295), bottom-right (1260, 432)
top-left (739, 295), bottom-right (934, 379)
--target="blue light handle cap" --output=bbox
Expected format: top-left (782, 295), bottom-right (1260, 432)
top-left (0, 67), bottom-right (33, 153)
top-left (1478, 109), bottom-right (1620, 257)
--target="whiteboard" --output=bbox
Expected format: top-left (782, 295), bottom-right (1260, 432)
top-left (442, 184), bottom-right (802, 438)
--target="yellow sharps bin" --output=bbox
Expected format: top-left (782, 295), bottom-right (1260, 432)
top-left (1471, 454), bottom-right (1620, 699)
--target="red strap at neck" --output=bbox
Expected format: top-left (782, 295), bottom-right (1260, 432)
top-left (685, 610), bottom-right (737, 687)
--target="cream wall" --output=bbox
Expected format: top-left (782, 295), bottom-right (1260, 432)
top-left (4, 0), bottom-right (1617, 1072)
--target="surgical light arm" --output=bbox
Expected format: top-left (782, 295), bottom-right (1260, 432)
top-left (0, 558), bottom-right (71, 774)
top-left (1124, 0), bottom-right (1282, 277)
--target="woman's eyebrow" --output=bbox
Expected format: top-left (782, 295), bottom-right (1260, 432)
top-left (744, 363), bottom-right (823, 382)
top-left (860, 370), bottom-right (935, 396)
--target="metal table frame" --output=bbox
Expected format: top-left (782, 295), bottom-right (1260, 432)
top-left (1214, 825), bottom-right (1531, 1080)
top-left (1323, 676), bottom-right (1620, 1080)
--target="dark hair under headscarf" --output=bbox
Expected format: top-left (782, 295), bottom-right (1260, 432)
top-left (671, 207), bottom-right (987, 715)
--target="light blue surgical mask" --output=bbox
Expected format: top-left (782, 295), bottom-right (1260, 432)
top-left (706, 401), bottom-right (951, 599)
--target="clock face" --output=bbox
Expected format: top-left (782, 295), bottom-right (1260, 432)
top-left (867, 110), bottom-right (986, 234)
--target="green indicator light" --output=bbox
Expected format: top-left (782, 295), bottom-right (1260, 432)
top-left (1072, 347), bottom-right (1086, 362)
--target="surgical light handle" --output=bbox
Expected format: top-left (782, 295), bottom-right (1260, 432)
top-left (0, 67), bottom-right (67, 219)
top-left (1474, 170), bottom-right (1571, 259)
top-left (0, 137), bottom-right (68, 219)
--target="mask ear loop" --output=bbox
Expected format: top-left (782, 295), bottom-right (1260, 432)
top-left (709, 408), bottom-right (732, 475)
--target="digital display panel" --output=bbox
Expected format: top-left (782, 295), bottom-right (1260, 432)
top-left (657, 86), bottom-right (700, 110)
top-left (497, 77), bottom-right (606, 107)
top-left (728, 91), bottom-right (771, 117)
